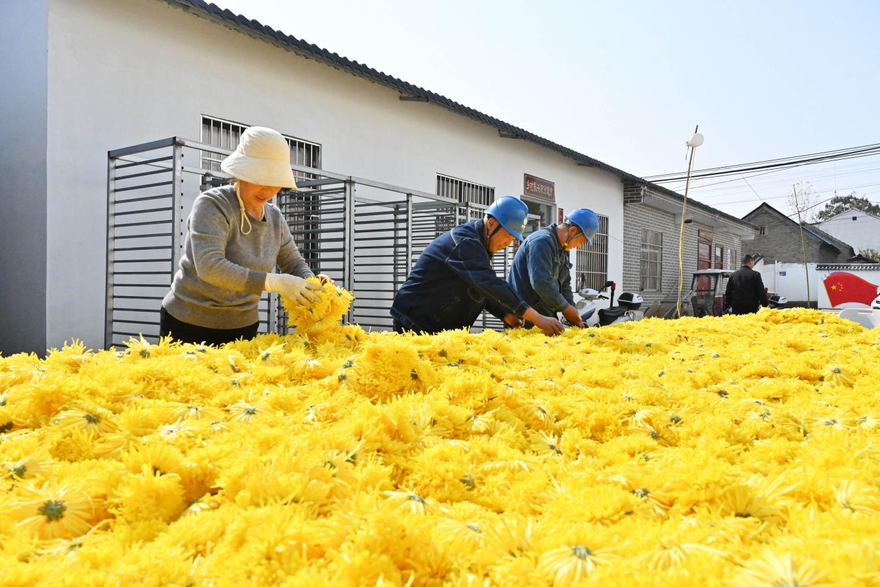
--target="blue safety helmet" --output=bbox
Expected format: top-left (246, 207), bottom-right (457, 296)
top-left (485, 196), bottom-right (529, 241)
top-left (565, 208), bottom-right (600, 245)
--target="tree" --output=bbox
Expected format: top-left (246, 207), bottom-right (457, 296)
top-left (857, 248), bottom-right (880, 263)
top-left (814, 192), bottom-right (880, 222)
top-left (786, 182), bottom-right (820, 223)
top-left (786, 182), bottom-right (816, 304)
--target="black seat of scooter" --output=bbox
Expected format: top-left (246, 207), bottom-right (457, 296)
top-left (598, 306), bottom-right (627, 326)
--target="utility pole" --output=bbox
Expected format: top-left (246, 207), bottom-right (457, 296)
top-left (676, 126), bottom-right (704, 318)
top-left (793, 184), bottom-right (811, 307)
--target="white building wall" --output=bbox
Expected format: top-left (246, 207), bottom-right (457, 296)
top-left (814, 209), bottom-right (880, 254)
top-left (757, 262), bottom-right (820, 306)
top-left (41, 0), bottom-right (624, 350)
top-left (0, 0), bottom-right (50, 356)
top-left (755, 261), bottom-right (880, 309)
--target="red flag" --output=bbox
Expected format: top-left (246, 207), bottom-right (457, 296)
top-left (823, 272), bottom-right (880, 307)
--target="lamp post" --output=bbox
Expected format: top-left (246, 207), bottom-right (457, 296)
top-left (676, 126), bottom-right (704, 318)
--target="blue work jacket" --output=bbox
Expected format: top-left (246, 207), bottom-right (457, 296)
top-left (391, 220), bottom-right (528, 333)
top-left (507, 224), bottom-right (575, 318)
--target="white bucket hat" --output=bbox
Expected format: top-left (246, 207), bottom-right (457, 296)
top-left (220, 126), bottom-right (298, 189)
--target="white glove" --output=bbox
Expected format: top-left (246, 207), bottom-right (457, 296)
top-left (265, 274), bottom-right (321, 306)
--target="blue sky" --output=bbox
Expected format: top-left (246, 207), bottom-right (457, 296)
top-left (216, 0), bottom-right (880, 218)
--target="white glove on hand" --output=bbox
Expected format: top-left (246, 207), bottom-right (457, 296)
top-left (265, 274), bottom-right (321, 306)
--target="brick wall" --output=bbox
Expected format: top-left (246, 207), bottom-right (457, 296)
top-left (745, 208), bottom-right (851, 264)
top-left (623, 183), bottom-right (645, 205)
top-left (623, 203), bottom-right (743, 305)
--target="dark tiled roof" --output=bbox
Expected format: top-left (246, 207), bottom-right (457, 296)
top-left (801, 226), bottom-right (837, 249)
top-left (743, 202), bottom-right (855, 253)
top-left (164, 0), bottom-right (754, 230)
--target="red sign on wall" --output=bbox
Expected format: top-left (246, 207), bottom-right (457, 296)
top-left (524, 174), bottom-right (555, 203)
top-left (558, 208), bottom-right (565, 224)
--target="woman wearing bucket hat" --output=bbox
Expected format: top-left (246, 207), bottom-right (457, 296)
top-left (160, 126), bottom-right (330, 345)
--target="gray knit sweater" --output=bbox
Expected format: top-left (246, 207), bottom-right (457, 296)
top-left (162, 185), bottom-right (313, 328)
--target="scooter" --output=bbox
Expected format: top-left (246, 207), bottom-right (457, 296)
top-left (767, 293), bottom-right (788, 309)
top-left (574, 280), bottom-right (644, 327)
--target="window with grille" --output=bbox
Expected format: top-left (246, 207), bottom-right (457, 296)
top-left (640, 229), bottom-right (662, 292)
top-left (434, 174), bottom-right (494, 234)
top-left (200, 116), bottom-right (321, 180)
top-left (575, 214), bottom-right (609, 290)
top-left (436, 174), bottom-right (494, 207)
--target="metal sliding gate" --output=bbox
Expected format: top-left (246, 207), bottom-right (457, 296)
top-left (105, 139), bottom-right (183, 347)
top-left (106, 137), bottom-right (515, 348)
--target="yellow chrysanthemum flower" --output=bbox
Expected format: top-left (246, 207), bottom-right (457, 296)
top-left (736, 551), bottom-right (830, 587)
top-left (6, 482), bottom-right (94, 539)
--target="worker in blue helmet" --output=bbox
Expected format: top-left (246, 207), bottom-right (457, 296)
top-left (508, 208), bottom-right (600, 328)
top-left (391, 196), bottom-right (565, 335)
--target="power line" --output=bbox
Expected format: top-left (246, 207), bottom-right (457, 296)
top-left (645, 141), bottom-right (880, 180)
top-left (646, 143), bottom-right (880, 184)
top-left (656, 149), bottom-right (880, 185)
top-left (684, 175), bottom-right (880, 204)
top-left (649, 141), bottom-right (880, 179)
top-left (662, 159), bottom-right (880, 199)
top-left (684, 161), bottom-right (880, 195)
top-left (738, 173), bottom-right (766, 204)
top-left (691, 185), bottom-right (880, 208)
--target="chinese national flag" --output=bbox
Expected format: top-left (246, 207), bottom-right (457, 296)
top-left (823, 272), bottom-right (880, 307)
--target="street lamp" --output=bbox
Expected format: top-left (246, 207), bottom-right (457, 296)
top-left (676, 126), bottom-right (704, 318)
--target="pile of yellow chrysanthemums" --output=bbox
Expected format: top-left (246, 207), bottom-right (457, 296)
top-left (0, 303), bottom-right (878, 586)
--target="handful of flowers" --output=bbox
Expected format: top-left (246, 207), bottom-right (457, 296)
top-left (282, 277), bottom-right (354, 334)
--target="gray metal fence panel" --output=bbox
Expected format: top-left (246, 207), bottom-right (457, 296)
top-left (105, 139), bottom-right (179, 347)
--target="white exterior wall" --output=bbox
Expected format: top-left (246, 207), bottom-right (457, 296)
top-left (757, 262), bottom-right (820, 306)
top-left (42, 0), bottom-right (624, 350)
top-left (756, 261), bottom-right (880, 309)
top-left (814, 209), bottom-right (880, 254)
top-left (0, 0), bottom-right (49, 356)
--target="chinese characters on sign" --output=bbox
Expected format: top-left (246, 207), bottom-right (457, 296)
top-left (524, 174), bottom-right (555, 203)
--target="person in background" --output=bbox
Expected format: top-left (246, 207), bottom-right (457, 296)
top-left (161, 126), bottom-right (331, 345)
top-left (390, 196), bottom-right (565, 336)
top-left (724, 254), bottom-right (769, 315)
top-left (508, 208), bottom-right (600, 328)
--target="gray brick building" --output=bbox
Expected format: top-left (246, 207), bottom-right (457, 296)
top-left (743, 203), bottom-right (855, 264)
top-left (621, 181), bottom-right (758, 306)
